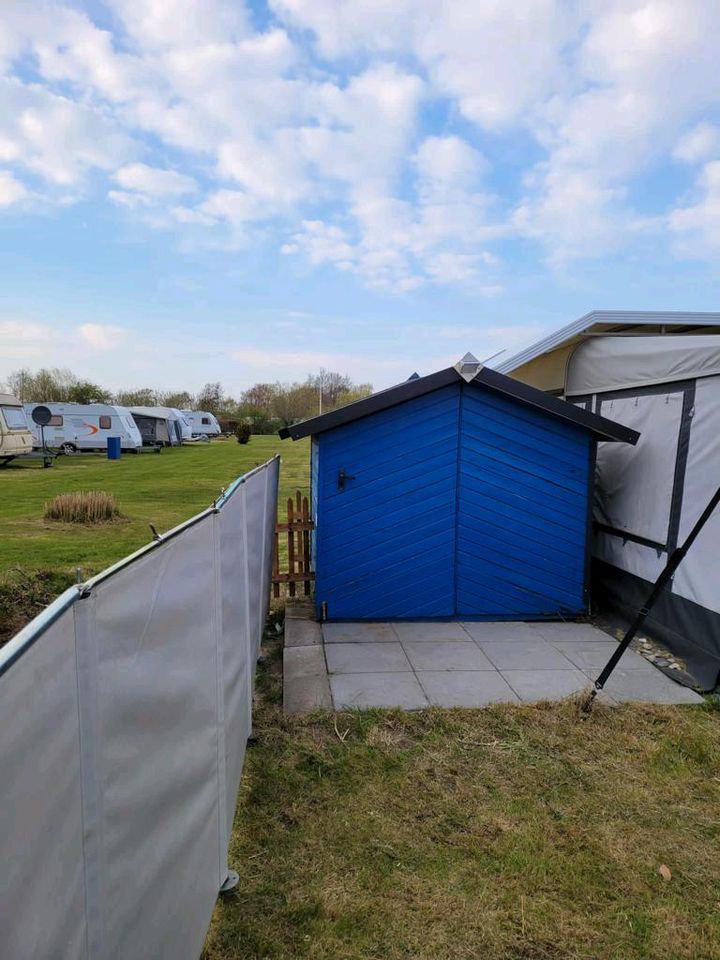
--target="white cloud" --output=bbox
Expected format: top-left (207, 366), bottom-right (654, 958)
top-left (0, 78), bottom-right (135, 188)
top-left (0, 319), bottom-right (52, 341)
top-left (0, 0), bottom-right (718, 283)
top-left (509, 0), bottom-right (720, 261)
top-left (415, 136), bottom-right (486, 193)
top-left (114, 163), bottom-right (197, 197)
top-left (231, 344), bottom-right (410, 378)
top-left (110, 0), bottom-right (250, 50)
top-left (668, 161), bottom-right (720, 258)
top-left (271, 0), bottom-right (575, 127)
top-left (0, 170), bottom-right (28, 206)
top-left (0, 319), bottom-right (56, 363)
top-left (77, 323), bottom-right (130, 350)
top-left (674, 123), bottom-right (720, 164)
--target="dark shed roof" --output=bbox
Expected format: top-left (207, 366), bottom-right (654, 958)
top-left (278, 359), bottom-right (640, 445)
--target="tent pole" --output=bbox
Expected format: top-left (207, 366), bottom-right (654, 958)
top-left (581, 483), bottom-right (720, 713)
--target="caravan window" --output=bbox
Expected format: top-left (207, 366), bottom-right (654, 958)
top-left (0, 405), bottom-right (29, 429)
top-left (201, 417), bottom-right (210, 425)
top-left (48, 414), bottom-right (63, 426)
top-left (99, 415), bottom-right (111, 429)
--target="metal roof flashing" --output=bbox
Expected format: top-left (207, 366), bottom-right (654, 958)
top-left (278, 358), bottom-right (639, 445)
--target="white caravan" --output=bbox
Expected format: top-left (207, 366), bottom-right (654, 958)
top-left (23, 403), bottom-right (143, 453)
top-left (0, 394), bottom-right (33, 464)
top-left (182, 410), bottom-right (221, 437)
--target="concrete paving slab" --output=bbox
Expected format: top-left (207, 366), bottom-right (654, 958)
top-left (330, 672), bottom-right (429, 710)
top-left (530, 622), bottom-right (613, 643)
top-left (461, 621), bottom-right (540, 641)
top-left (417, 670), bottom-right (519, 707)
top-left (479, 637), bottom-right (574, 670)
top-left (285, 602), bottom-right (315, 620)
top-left (322, 622), bottom-right (397, 643)
top-left (392, 622), bottom-right (471, 642)
top-left (553, 640), bottom-right (655, 672)
top-left (284, 674), bottom-right (332, 714)
top-left (325, 641), bottom-right (411, 674)
top-left (284, 619), bottom-right (322, 647)
top-left (503, 668), bottom-right (592, 702)
top-left (581, 667), bottom-right (703, 704)
top-left (403, 640), bottom-right (495, 672)
top-left (284, 645), bottom-right (326, 678)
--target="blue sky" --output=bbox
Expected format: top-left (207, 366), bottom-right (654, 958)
top-left (1, 0), bottom-right (719, 395)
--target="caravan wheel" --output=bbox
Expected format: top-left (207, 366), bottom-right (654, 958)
top-left (60, 442), bottom-right (77, 455)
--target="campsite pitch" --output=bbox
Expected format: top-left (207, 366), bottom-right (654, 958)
top-left (0, 437), bottom-right (308, 642)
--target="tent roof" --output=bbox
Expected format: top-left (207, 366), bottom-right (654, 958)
top-left (128, 406), bottom-right (178, 420)
top-left (279, 358), bottom-right (639, 444)
top-left (495, 311), bottom-right (720, 383)
top-left (566, 335), bottom-right (720, 396)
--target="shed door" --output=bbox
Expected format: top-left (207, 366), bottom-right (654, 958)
top-left (316, 386), bottom-right (460, 619)
top-left (456, 388), bottom-right (590, 619)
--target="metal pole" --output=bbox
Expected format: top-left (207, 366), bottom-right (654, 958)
top-left (582, 483), bottom-right (720, 711)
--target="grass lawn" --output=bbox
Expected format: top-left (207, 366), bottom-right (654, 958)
top-left (0, 436), bottom-right (308, 639)
top-left (204, 635), bottom-right (720, 960)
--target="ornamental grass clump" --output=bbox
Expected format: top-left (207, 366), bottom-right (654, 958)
top-left (44, 490), bottom-right (123, 524)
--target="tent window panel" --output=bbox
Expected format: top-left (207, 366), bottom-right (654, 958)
top-left (596, 392), bottom-right (684, 546)
top-left (99, 415), bottom-right (111, 429)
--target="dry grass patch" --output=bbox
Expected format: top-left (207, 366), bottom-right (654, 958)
top-left (44, 490), bottom-right (124, 524)
top-left (204, 640), bottom-right (720, 960)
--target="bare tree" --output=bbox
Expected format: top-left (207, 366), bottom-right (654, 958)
top-left (115, 387), bottom-right (157, 407)
top-left (196, 382), bottom-right (225, 415)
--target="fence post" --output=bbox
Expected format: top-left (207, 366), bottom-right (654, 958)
top-left (272, 530), bottom-right (280, 599)
top-left (287, 497), bottom-right (296, 598)
top-left (302, 496), bottom-right (311, 596)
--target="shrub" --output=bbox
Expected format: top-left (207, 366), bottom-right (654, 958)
top-left (0, 569), bottom-right (75, 648)
top-left (44, 490), bottom-right (123, 524)
top-left (235, 422), bottom-right (251, 444)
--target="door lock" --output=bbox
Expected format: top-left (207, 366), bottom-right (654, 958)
top-left (337, 469), bottom-right (356, 491)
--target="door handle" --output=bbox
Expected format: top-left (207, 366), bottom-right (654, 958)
top-left (337, 469), bottom-right (355, 491)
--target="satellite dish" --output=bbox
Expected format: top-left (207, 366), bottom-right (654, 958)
top-left (32, 405), bottom-right (52, 426)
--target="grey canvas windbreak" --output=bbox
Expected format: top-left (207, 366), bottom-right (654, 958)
top-left (0, 456), bottom-right (279, 959)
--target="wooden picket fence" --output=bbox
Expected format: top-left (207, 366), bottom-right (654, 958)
top-left (272, 491), bottom-right (315, 598)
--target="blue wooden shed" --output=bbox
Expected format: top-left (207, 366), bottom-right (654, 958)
top-left (279, 355), bottom-right (639, 622)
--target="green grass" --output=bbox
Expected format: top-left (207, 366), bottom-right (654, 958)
top-left (204, 639), bottom-right (720, 960)
top-left (0, 437), bottom-right (308, 639)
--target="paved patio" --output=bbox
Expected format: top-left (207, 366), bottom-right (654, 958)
top-left (283, 614), bottom-right (703, 713)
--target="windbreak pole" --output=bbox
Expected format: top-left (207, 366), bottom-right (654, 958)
top-left (581, 483), bottom-right (720, 713)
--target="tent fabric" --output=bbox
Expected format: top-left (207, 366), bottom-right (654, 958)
top-left (566, 335), bottom-right (720, 396)
top-left (595, 392), bottom-right (684, 546)
top-left (580, 363), bottom-right (720, 688)
top-left (0, 456), bottom-right (280, 959)
top-left (672, 377), bottom-right (720, 616)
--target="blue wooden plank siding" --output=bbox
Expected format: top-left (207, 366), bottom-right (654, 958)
top-left (456, 386), bottom-right (590, 619)
top-left (313, 381), bottom-right (591, 620)
top-left (314, 385), bottom-right (460, 619)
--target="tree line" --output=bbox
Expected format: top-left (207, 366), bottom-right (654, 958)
top-left (3, 367), bottom-right (373, 432)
